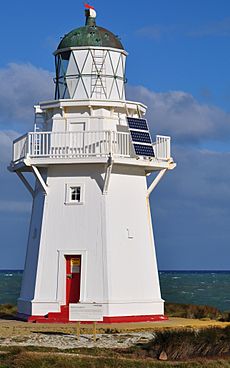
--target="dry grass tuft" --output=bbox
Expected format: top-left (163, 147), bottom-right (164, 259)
top-left (0, 304), bottom-right (17, 319)
top-left (126, 326), bottom-right (230, 361)
top-left (165, 302), bottom-right (222, 320)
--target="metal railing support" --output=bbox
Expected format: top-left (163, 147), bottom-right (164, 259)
top-left (103, 155), bottom-right (113, 195)
top-left (32, 165), bottom-right (48, 194)
top-left (147, 169), bottom-right (167, 198)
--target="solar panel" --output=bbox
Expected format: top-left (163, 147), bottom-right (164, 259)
top-left (130, 131), bottom-right (151, 144)
top-left (133, 144), bottom-right (155, 157)
top-left (127, 117), bottom-right (148, 131)
top-left (127, 116), bottom-right (154, 157)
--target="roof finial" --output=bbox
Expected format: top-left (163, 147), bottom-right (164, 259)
top-left (84, 3), bottom-right (97, 25)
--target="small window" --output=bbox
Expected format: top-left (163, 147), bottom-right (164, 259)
top-left (70, 186), bottom-right (81, 202)
top-left (65, 184), bottom-right (84, 205)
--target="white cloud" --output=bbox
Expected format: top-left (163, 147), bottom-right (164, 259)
top-left (0, 130), bottom-right (19, 163)
top-left (0, 200), bottom-right (31, 213)
top-left (188, 17), bottom-right (230, 37)
top-left (136, 25), bottom-right (176, 40)
top-left (0, 63), bottom-right (53, 130)
top-left (136, 18), bottom-right (230, 40)
top-left (0, 63), bottom-right (54, 163)
top-left (127, 85), bottom-right (230, 143)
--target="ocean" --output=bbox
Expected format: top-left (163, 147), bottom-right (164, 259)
top-left (1, 270), bottom-right (230, 312)
top-left (0, 270), bottom-right (22, 305)
top-left (160, 271), bottom-right (230, 312)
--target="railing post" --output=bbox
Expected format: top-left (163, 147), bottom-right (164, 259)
top-left (109, 131), bottom-right (113, 155)
top-left (167, 137), bottom-right (171, 159)
top-left (12, 141), bottom-right (15, 163)
top-left (27, 133), bottom-right (31, 158)
top-left (155, 136), bottom-right (159, 159)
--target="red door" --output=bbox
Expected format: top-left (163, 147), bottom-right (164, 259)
top-left (65, 255), bottom-right (81, 305)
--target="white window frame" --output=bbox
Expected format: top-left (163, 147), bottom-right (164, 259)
top-left (65, 183), bottom-right (85, 205)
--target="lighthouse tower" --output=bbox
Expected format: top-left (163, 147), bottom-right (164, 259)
top-left (9, 7), bottom-right (175, 323)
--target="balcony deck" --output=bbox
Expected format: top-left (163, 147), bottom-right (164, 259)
top-left (10, 131), bottom-right (173, 172)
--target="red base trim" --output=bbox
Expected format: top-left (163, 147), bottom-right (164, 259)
top-left (102, 315), bottom-right (168, 323)
top-left (18, 306), bottom-right (168, 324)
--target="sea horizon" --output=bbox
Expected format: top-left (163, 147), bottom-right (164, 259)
top-left (1, 269), bottom-right (230, 273)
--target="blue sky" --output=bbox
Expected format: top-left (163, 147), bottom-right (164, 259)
top-left (1, 0), bottom-right (230, 270)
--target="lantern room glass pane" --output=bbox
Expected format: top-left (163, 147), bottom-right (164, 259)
top-left (55, 52), bottom-right (71, 99)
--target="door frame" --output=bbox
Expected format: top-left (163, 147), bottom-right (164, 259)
top-left (56, 250), bottom-right (87, 305)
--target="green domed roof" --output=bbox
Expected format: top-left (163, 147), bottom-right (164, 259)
top-left (58, 12), bottom-right (124, 50)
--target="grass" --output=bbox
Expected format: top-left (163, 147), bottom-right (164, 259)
top-left (2, 348), bottom-right (230, 368)
top-left (1, 327), bottom-right (230, 367)
top-left (2, 327), bottom-right (230, 366)
top-left (165, 302), bottom-right (223, 320)
top-left (0, 304), bottom-right (17, 320)
top-left (165, 302), bottom-right (230, 322)
top-left (122, 326), bottom-right (230, 361)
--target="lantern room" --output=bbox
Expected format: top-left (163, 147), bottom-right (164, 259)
top-left (54, 7), bottom-right (127, 100)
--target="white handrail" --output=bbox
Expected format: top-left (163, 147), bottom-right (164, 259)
top-left (12, 131), bottom-right (171, 163)
top-left (13, 131), bottom-right (132, 162)
top-left (13, 134), bottom-right (28, 162)
top-left (155, 135), bottom-right (171, 160)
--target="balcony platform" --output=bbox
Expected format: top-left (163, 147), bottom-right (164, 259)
top-left (9, 155), bottom-right (172, 174)
top-left (10, 130), bottom-right (174, 174)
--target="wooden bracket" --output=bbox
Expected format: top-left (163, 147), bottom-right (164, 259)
top-left (103, 155), bottom-right (113, 195)
top-left (32, 165), bottom-right (48, 194)
top-left (147, 169), bottom-right (167, 198)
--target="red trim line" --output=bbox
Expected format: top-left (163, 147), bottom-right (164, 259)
top-left (18, 305), bottom-right (168, 323)
top-left (18, 311), bottom-right (168, 324)
top-left (103, 315), bottom-right (168, 323)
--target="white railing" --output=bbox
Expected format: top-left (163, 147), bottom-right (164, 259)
top-left (154, 135), bottom-right (171, 160)
top-left (13, 134), bottom-right (28, 162)
top-left (13, 131), bottom-right (132, 162)
top-left (12, 131), bottom-right (171, 163)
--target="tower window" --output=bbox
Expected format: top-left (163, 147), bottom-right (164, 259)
top-left (70, 186), bottom-right (81, 202)
top-left (65, 184), bottom-right (84, 205)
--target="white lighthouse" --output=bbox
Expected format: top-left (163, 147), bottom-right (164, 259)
top-left (9, 6), bottom-right (175, 323)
